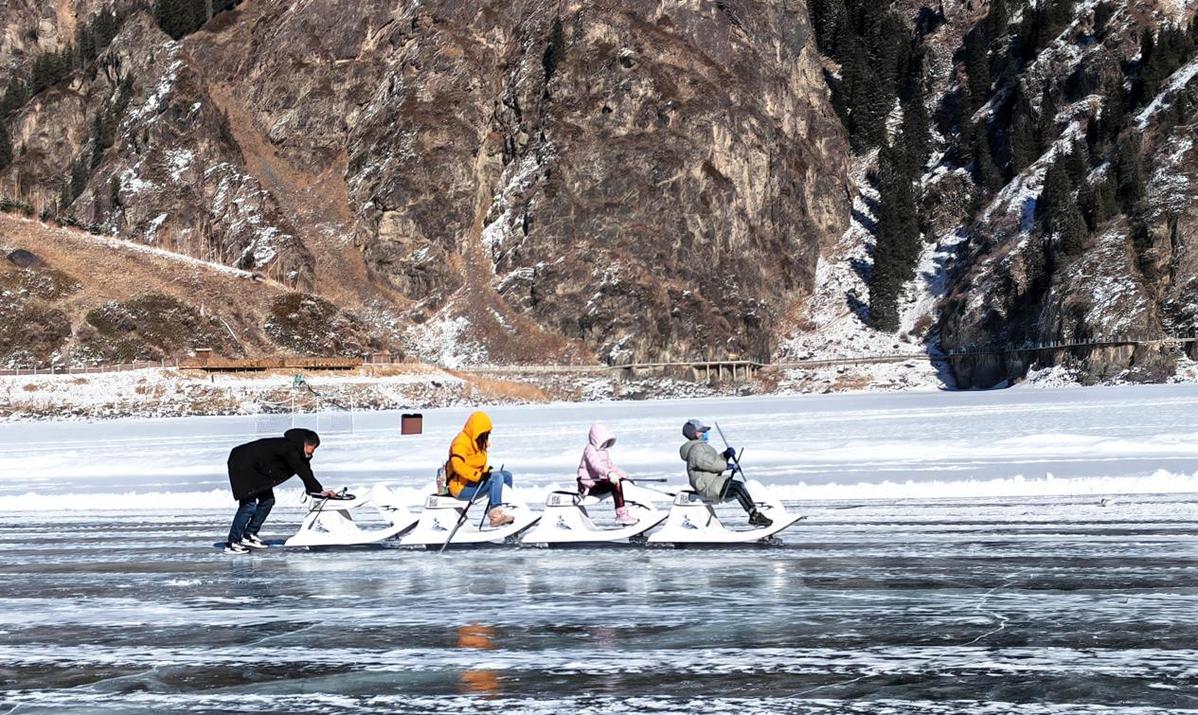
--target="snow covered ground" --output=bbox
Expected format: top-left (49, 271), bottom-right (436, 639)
top-left (4, 383), bottom-right (1197, 511)
top-left (2, 385), bottom-right (1197, 713)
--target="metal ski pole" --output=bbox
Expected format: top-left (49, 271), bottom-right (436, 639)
top-left (713, 422), bottom-right (747, 481)
top-left (439, 467), bottom-right (500, 554)
top-left (477, 463), bottom-right (506, 530)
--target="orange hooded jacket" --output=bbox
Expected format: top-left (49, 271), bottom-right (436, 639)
top-left (446, 411), bottom-right (492, 497)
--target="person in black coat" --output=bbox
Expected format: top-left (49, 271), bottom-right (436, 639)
top-left (224, 428), bottom-right (333, 553)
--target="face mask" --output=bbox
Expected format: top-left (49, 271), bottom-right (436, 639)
top-left (699, 432), bottom-right (709, 443)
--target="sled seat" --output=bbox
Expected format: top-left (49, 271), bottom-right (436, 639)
top-left (423, 494), bottom-right (465, 509)
top-left (672, 487), bottom-right (711, 506)
top-left (546, 489), bottom-right (611, 508)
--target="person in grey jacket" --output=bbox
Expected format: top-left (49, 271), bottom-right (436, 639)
top-left (679, 419), bottom-right (772, 527)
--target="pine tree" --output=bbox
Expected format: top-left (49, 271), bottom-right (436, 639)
top-left (542, 17), bottom-right (563, 84)
top-left (845, 44), bottom-right (889, 150)
top-left (58, 182), bottom-right (71, 214)
top-left (811, 0), bottom-right (850, 58)
top-left (155, 0), bottom-right (208, 40)
top-left (1036, 87), bottom-right (1059, 152)
top-left (868, 12), bottom-right (910, 102)
top-left (963, 23), bottom-right (991, 111)
top-left (972, 124), bottom-right (1002, 194)
top-left (1053, 194), bottom-right (1088, 257)
top-left (1175, 90), bottom-right (1193, 125)
top-left (76, 25), bottom-right (97, 69)
top-left (1009, 102), bottom-right (1038, 174)
top-left (1037, 158), bottom-right (1072, 227)
top-left (1079, 173), bottom-right (1118, 231)
top-left (1093, 2), bottom-right (1114, 40)
top-left (1135, 28), bottom-right (1158, 104)
top-left (70, 158), bottom-right (89, 203)
top-left (93, 8), bottom-right (119, 50)
top-left (1115, 135), bottom-right (1145, 211)
top-left (1077, 180), bottom-right (1097, 231)
top-left (956, 109), bottom-right (976, 166)
top-left (0, 126), bottom-right (11, 171)
top-left (868, 146), bottom-right (921, 332)
top-left (1098, 78), bottom-right (1126, 147)
top-left (1062, 140), bottom-right (1088, 186)
top-left (31, 55), bottom-right (51, 95)
top-left (898, 91), bottom-right (931, 176)
top-left (90, 116), bottom-right (105, 169)
top-left (0, 79), bottom-right (30, 117)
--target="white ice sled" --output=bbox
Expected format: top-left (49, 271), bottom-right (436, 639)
top-left (284, 485), bottom-right (418, 547)
top-left (399, 491), bottom-right (539, 548)
top-left (646, 479), bottom-right (804, 545)
top-left (521, 482), bottom-right (668, 546)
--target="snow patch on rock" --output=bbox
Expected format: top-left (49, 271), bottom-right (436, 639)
top-left (404, 314), bottom-right (489, 369)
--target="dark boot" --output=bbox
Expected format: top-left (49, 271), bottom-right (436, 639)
top-left (748, 509), bottom-right (773, 528)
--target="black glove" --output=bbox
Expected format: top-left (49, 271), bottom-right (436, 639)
top-left (722, 446), bottom-right (737, 460)
top-left (726, 461), bottom-right (740, 474)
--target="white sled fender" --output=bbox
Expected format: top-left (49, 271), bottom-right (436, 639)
top-left (646, 479), bottom-right (803, 545)
top-left (520, 481), bottom-right (668, 546)
top-left (400, 490), bottom-right (540, 548)
top-left (284, 485), bottom-right (419, 547)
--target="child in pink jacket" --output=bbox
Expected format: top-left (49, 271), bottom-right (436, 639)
top-left (577, 423), bottom-right (638, 525)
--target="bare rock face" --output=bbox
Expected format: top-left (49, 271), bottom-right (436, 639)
top-left (0, 0), bottom-right (850, 366)
top-left (1, 10), bottom-right (317, 289)
top-left (345, 1), bottom-right (850, 362)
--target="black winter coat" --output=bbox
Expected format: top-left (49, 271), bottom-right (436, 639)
top-left (227, 428), bottom-right (324, 500)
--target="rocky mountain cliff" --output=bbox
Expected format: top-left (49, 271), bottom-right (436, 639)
top-left (778, 0), bottom-right (1198, 389)
top-left (3, 0), bottom-right (1197, 391)
top-left (0, 0), bottom-right (850, 368)
top-left (920, 0), bottom-right (1198, 387)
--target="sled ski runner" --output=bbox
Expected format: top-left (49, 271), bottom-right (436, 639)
top-left (646, 479), bottom-right (804, 545)
top-left (521, 480), bottom-right (668, 546)
top-left (284, 486), bottom-right (418, 547)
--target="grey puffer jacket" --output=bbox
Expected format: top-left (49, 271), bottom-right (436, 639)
top-left (680, 439), bottom-right (730, 500)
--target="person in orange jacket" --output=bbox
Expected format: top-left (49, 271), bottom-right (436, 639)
top-left (445, 411), bottom-right (515, 527)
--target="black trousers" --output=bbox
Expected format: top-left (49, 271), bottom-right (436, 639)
top-left (720, 479), bottom-right (755, 513)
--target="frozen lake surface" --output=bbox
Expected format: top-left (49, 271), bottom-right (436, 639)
top-left (2, 385), bottom-right (1198, 712)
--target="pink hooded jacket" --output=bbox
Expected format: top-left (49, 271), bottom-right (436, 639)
top-left (576, 423), bottom-right (627, 490)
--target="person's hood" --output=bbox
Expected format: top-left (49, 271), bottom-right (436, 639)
top-left (588, 423), bottom-right (616, 449)
top-left (461, 412), bottom-right (493, 442)
top-left (284, 428), bottom-right (320, 448)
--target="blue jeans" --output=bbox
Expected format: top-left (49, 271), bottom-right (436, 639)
top-left (457, 470), bottom-right (513, 509)
top-left (227, 489), bottom-right (275, 544)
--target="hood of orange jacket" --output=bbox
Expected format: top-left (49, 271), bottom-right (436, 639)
top-left (446, 411), bottom-right (492, 496)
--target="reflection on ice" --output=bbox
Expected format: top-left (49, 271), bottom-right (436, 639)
top-left (458, 624), bottom-right (501, 697)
